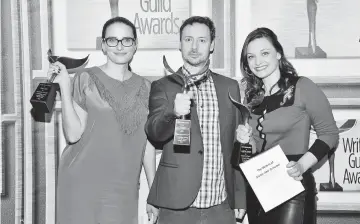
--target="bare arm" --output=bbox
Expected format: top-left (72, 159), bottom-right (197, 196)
top-left (50, 62), bottom-right (88, 143)
top-left (60, 87), bottom-right (87, 143)
top-left (143, 140), bottom-right (156, 188)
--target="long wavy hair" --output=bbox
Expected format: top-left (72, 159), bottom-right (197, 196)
top-left (240, 27), bottom-right (298, 107)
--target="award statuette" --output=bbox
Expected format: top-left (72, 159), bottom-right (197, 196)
top-left (319, 149), bottom-right (343, 191)
top-left (163, 56), bottom-right (191, 146)
top-left (173, 87), bottom-right (191, 146)
top-left (30, 50), bottom-right (89, 113)
top-left (228, 92), bottom-right (253, 166)
top-left (295, 0), bottom-right (326, 58)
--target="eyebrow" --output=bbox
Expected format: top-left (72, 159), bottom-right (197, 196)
top-left (247, 48), bottom-right (271, 54)
top-left (105, 36), bottom-right (134, 39)
top-left (183, 36), bottom-right (208, 39)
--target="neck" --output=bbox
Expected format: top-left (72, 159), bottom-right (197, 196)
top-left (262, 68), bottom-right (281, 95)
top-left (101, 60), bottom-right (130, 81)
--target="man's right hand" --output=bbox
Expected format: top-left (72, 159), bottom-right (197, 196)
top-left (236, 123), bottom-right (252, 144)
top-left (174, 92), bottom-right (192, 117)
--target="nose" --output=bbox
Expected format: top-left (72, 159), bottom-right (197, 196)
top-left (255, 56), bottom-right (262, 66)
top-left (116, 42), bottom-right (124, 50)
top-left (191, 40), bottom-right (198, 51)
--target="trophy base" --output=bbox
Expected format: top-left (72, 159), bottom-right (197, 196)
top-left (174, 145), bottom-right (190, 154)
top-left (30, 82), bottom-right (59, 113)
top-left (295, 46), bottom-right (327, 58)
top-left (173, 119), bottom-right (191, 146)
top-left (319, 182), bottom-right (343, 191)
top-left (30, 107), bottom-right (55, 123)
top-left (231, 142), bottom-right (253, 167)
top-left (30, 101), bottom-right (55, 113)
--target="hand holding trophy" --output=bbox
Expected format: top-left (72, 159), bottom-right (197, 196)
top-left (163, 55), bottom-right (192, 146)
top-left (30, 49), bottom-right (89, 113)
top-left (229, 92), bottom-right (254, 166)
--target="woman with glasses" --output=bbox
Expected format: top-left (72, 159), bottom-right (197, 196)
top-left (235, 27), bottom-right (339, 224)
top-left (49, 17), bottom-right (158, 224)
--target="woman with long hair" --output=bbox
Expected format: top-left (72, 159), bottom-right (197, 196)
top-left (236, 27), bottom-right (339, 224)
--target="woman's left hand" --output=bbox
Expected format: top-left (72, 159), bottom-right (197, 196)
top-left (286, 161), bottom-right (304, 181)
top-left (146, 204), bottom-right (159, 223)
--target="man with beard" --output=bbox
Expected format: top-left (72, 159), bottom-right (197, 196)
top-left (145, 16), bottom-right (246, 224)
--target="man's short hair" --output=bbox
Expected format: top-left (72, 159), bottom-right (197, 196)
top-left (179, 16), bottom-right (216, 42)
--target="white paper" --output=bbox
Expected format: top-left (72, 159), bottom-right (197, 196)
top-left (239, 145), bottom-right (305, 212)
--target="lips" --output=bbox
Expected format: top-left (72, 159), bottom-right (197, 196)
top-left (189, 53), bottom-right (200, 58)
top-left (114, 52), bottom-right (127, 56)
top-left (255, 65), bottom-right (267, 71)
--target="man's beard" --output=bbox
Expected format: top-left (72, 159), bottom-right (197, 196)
top-left (184, 53), bottom-right (209, 67)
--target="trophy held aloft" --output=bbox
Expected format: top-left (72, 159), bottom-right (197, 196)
top-left (163, 55), bottom-right (192, 146)
top-left (30, 50), bottom-right (89, 113)
top-left (173, 74), bottom-right (192, 146)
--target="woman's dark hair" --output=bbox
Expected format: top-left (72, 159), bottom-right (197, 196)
top-left (240, 27), bottom-right (298, 106)
top-left (101, 17), bottom-right (137, 71)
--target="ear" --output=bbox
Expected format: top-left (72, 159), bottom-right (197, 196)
top-left (178, 40), bottom-right (182, 52)
top-left (210, 40), bottom-right (215, 54)
top-left (101, 41), bottom-right (107, 55)
top-left (134, 39), bottom-right (138, 53)
top-left (276, 52), bottom-right (281, 60)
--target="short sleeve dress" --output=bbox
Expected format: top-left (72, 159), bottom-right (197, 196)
top-left (56, 67), bottom-right (150, 224)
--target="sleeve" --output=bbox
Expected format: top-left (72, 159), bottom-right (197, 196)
top-left (234, 170), bottom-right (247, 209)
top-left (142, 78), bottom-right (152, 110)
top-left (233, 80), bottom-right (243, 142)
top-left (144, 80), bottom-right (178, 143)
top-left (71, 71), bottom-right (88, 111)
top-left (298, 77), bottom-right (339, 161)
top-left (232, 80), bottom-right (247, 209)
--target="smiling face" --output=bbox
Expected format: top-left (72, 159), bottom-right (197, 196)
top-left (246, 37), bottom-right (281, 80)
top-left (102, 22), bottom-right (137, 65)
top-left (179, 23), bottom-right (214, 68)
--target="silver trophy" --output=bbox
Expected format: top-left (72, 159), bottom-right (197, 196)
top-left (228, 92), bottom-right (253, 165)
top-left (163, 56), bottom-right (192, 146)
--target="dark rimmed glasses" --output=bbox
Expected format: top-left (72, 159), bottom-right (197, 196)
top-left (103, 37), bottom-right (135, 47)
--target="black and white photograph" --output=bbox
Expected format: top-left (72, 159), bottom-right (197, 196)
top-left (1, 0), bottom-right (360, 224)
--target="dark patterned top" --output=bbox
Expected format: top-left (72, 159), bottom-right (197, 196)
top-left (249, 77), bottom-right (339, 161)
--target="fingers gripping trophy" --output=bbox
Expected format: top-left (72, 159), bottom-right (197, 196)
top-left (163, 56), bottom-right (193, 146)
top-left (30, 49), bottom-right (89, 113)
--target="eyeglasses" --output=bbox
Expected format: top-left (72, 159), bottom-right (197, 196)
top-left (103, 37), bottom-right (135, 47)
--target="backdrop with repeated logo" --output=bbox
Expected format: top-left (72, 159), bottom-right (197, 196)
top-left (66, 0), bottom-right (190, 49)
